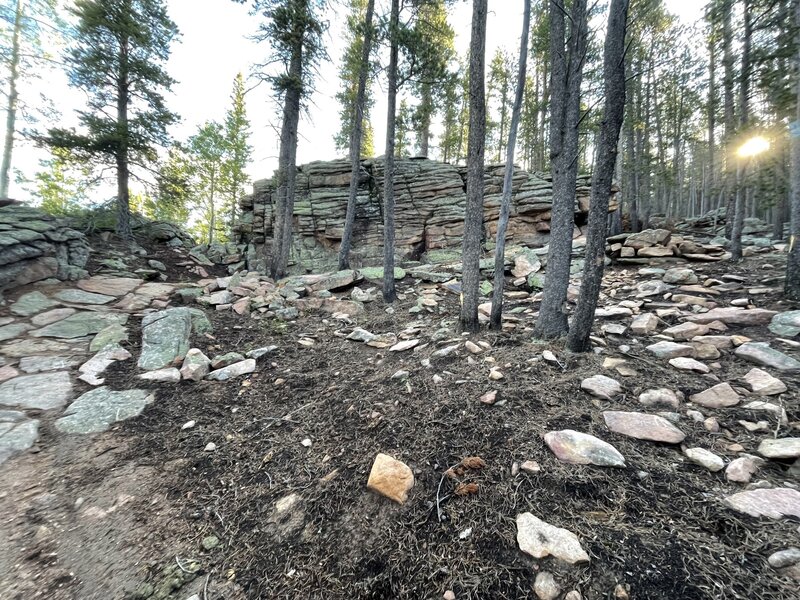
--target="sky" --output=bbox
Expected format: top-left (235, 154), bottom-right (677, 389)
top-left (4, 0), bottom-right (708, 199)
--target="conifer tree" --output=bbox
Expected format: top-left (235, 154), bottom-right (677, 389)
top-left (222, 72), bottom-right (252, 232)
top-left (46, 0), bottom-right (179, 238)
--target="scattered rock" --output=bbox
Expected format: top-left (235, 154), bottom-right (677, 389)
top-left (768, 310), bottom-right (800, 337)
top-left (480, 390), bottom-right (497, 405)
top-left (743, 368), bottom-right (787, 396)
top-left (53, 289), bottom-right (116, 305)
top-left (534, 572), bottom-right (561, 600)
top-left (758, 438), bottom-right (800, 459)
top-left (0, 412), bottom-right (39, 465)
top-left (516, 512), bottom-right (590, 564)
top-left (206, 359), bottom-right (256, 381)
top-left (726, 454), bottom-right (764, 483)
top-left (684, 307), bottom-right (777, 326)
top-left (724, 488), bottom-right (800, 519)
top-left (767, 548), bottom-right (800, 569)
top-left (646, 341), bottom-right (694, 359)
top-left (630, 313), bottom-right (658, 335)
top-left (689, 383), bottom-right (741, 408)
top-left (638, 388), bottom-right (680, 410)
top-left (580, 374), bottom-right (621, 400)
top-left (78, 345), bottom-right (131, 386)
top-left (683, 447), bottom-right (724, 472)
top-left (389, 339), bottom-right (419, 352)
top-left (603, 411), bottom-right (685, 444)
top-left (180, 348), bottom-right (211, 381)
top-left (734, 342), bottom-right (800, 372)
top-left (366, 453), bottom-right (414, 503)
top-left (544, 430), bottom-right (625, 467)
top-left (139, 307), bottom-right (210, 371)
top-left (668, 357), bottom-right (709, 373)
top-left (663, 322), bottom-right (709, 341)
top-left (139, 368), bottom-right (181, 383)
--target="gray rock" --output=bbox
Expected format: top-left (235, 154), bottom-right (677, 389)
top-left (138, 307), bottom-right (209, 371)
top-left (743, 368), bottom-right (786, 396)
top-left (734, 343), bottom-right (800, 372)
top-left (0, 412), bottom-right (38, 465)
top-left (346, 328), bottom-right (376, 343)
top-left (684, 307), bottom-right (777, 326)
top-left (31, 311), bottom-right (128, 339)
top-left (246, 345), bottom-right (278, 359)
top-left (18, 355), bottom-right (80, 373)
top-left (0, 371), bottom-right (73, 410)
top-left (534, 572), bottom-right (561, 600)
top-left (53, 289), bottom-right (116, 305)
top-left (638, 388), bottom-right (680, 410)
top-left (663, 268), bottom-right (697, 284)
top-left (668, 357), bottom-right (710, 373)
top-left (516, 512), bottom-right (590, 564)
top-left (767, 548), bottom-right (800, 569)
top-left (0, 337), bottom-right (75, 357)
top-left (768, 310), bottom-right (800, 337)
top-left (210, 352), bottom-right (245, 370)
top-left (78, 345), bottom-right (132, 386)
top-left (10, 291), bottom-right (57, 316)
top-left (30, 307), bottom-right (76, 326)
top-left (90, 322), bottom-right (128, 351)
top-left (55, 387), bottom-right (154, 434)
top-left (206, 359), bottom-right (256, 381)
top-left (139, 367), bottom-right (181, 383)
top-left (0, 322), bottom-right (32, 342)
top-left (725, 454), bottom-right (764, 483)
top-left (544, 430), bottom-right (625, 467)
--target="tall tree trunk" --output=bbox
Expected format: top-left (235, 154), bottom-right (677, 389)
top-left (731, 0), bottom-right (752, 262)
top-left (459, 0), bottom-right (488, 332)
top-left (271, 20), bottom-right (305, 280)
top-left (338, 0), bottom-right (375, 270)
top-left (382, 0), bottom-right (400, 302)
top-left (208, 173), bottom-right (216, 245)
top-left (1, 0), bottom-right (23, 198)
top-left (567, 0), bottom-right (629, 352)
top-left (420, 82), bottom-right (431, 157)
top-left (490, 0), bottom-right (530, 330)
top-left (116, 34), bottom-right (131, 238)
top-left (707, 31), bottom-right (716, 210)
top-left (535, 0), bottom-right (588, 339)
top-left (722, 0), bottom-right (736, 238)
top-left (786, 0), bottom-right (800, 298)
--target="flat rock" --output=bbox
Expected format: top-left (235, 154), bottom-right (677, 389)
top-left (684, 307), bottom-right (777, 326)
top-left (10, 291), bottom-right (58, 317)
top-left (544, 430), bottom-right (625, 467)
top-left (768, 310), bottom-right (800, 337)
top-left (668, 357), bottom-right (709, 373)
top-left (0, 322), bottom-right (32, 342)
top-left (0, 365), bottom-right (17, 382)
top-left (0, 338), bottom-right (74, 357)
top-left (725, 454), bottom-right (764, 483)
top-left (346, 328), bottom-right (376, 343)
top-left (78, 345), bottom-right (131, 386)
top-left (0, 412), bottom-right (39, 465)
top-left (724, 488), bottom-right (800, 519)
top-left (90, 322), bottom-right (128, 351)
top-left (0, 371), bottom-right (72, 410)
top-left (389, 339), bottom-right (419, 352)
top-left (636, 280), bottom-right (672, 298)
top-left (663, 268), bottom-right (697, 284)
top-left (734, 343), bottom-right (800, 372)
top-left (758, 438), bottom-right (800, 459)
top-left (767, 548), bottom-right (800, 569)
top-left (689, 382), bottom-right (740, 408)
top-left (18, 355), bottom-right (80, 373)
top-left (663, 322), bottom-right (709, 341)
top-left (30, 307), bottom-right (76, 327)
top-left (77, 277), bottom-right (142, 297)
top-left (603, 411), bottom-right (685, 443)
top-left (683, 447), bottom-right (724, 472)
top-left (54, 289), bottom-right (116, 305)
top-left (646, 341), bottom-right (694, 359)
top-left (516, 512), bottom-right (590, 564)
top-left (31, 311), bottom-right (127, 339)
top-left (367, 453), bottom-right (414, 503)
top-left (210, 352), bottom-right (245, 370)
top-left (743, 368), bottom-right (786, 396)
top-left (534, 572), bottom-right (561, 600)
top-left (580, 374), bottom-right (621, 400)
top-left (55, 387), bottom-right (154, 434)
top-left (206, 359), bottom-right (256, 381)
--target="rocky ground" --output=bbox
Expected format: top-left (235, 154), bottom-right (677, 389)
top-left (0, 231), bottom-right (799, 600)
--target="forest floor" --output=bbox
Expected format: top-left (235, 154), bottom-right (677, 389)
top-left (0, 237), bottom-right (799, 600)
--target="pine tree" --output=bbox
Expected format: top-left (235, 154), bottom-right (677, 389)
top-left (46, 0), bottom-right (178, 238)
top-left (487, 49), bottom-right (513, 162)
top-left (188, 121), bottom-right (226, 245)
top-left (31, 147), bottom-right (90, 215)
top-left (334, 0), bottom-right (375, 157)
top-left (222, 72), bottom-right (252, 233)
top-left (155, 144), bottom-right (192, 225)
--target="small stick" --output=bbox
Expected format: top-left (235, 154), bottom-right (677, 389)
top-left (203, 573), bottom-right (211, 600)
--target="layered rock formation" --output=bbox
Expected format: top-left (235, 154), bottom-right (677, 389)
top-left (235, 157), bottom-right (613, 273)
top-left (0, 204), bottom-right (90, 293)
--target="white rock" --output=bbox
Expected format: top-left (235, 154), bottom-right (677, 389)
top-left (204, 442), bottom-right (216, 452)
top-left (743, 368), bottom-right (787, 396)
top-left (683, 447), bottom-right (725, 472)
top-left (139, 367), bottom-right (181, 383)
top-left (516, 512), bottom-right (590, 564)
top-left (580, 374), bottom-right (622, 400)
top-left (181, 420), bottom-right (196, 430)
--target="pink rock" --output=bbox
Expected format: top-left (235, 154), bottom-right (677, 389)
top-left (689, 383), bottom-right (741, 408)
top-left (603, 411), bottom-right (685, 444)
top-left (724, 488), bottom-right (800, 519)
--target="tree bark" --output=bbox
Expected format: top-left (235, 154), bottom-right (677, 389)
top-left (1, 0), bottom-right (23, 198)
top-left (419, 82), bottom-right (431, 157)
top-left (722, 0), bottom-right (736, 238)
top-left (567, 0), bottom-right (629, 353)
top-left (535, 0), bottom-right (588, 339)
top-left (490, 0), bottom-right (530, 330)
top-left (730, 0), bottom-right (752, 262)
top-left (116, 31), bottom-right (131, 238)
top-left (382, 0), bottom-right (400, 303)
top-left (786, 0), bottom-right (800, 299)
top-left (459, 0), bottom-right (488, 332)
top-left (338, 0), bottom-right (375, 270)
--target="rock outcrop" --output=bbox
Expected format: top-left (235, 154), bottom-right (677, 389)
top-left (235, 157), bottom-right (615, 273)
top-left (0, 204), bottom-right (90, 293)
